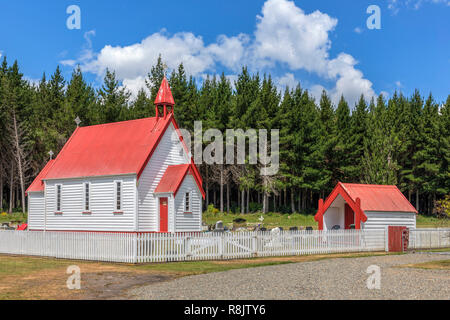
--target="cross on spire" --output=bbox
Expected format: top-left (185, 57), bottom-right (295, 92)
top-left (162, 63), bottom-right (168, 77)
top-left (74, 116), bottom-right (81, 127)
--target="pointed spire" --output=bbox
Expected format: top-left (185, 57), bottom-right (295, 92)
top-left (154, 76), bottom-right (175, 106)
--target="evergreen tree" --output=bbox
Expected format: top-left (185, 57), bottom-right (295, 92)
top-left (348, 95), bottom-right (369, 181)
top-left (334, 95), bottom-right (352, 182)
top-left (98, 69), bottom-right (131, 123)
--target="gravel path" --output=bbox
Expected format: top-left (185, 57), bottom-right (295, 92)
top-left (128, 253), bottom-right (450, 300)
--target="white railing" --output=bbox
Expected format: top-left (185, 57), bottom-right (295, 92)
top-left (0, 231), bottom-right (137, 263)
top-left (408, 228), bottom-right (450, 250)
top-left (0, 229), bottom-right (387, 263)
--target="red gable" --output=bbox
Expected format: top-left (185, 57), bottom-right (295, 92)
top-left (155, 164), bottom-right (205, 199)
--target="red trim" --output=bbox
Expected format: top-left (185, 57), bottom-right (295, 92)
top-left (314, 182), bottom-right (367, 230)
top-left (136, 115), bottom-right (173, 180)
top-left (170, 116), bottom-right (203, 186)
top-left (155, 164), bottom-right (205, 199)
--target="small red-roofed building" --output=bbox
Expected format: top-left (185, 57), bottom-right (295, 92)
top-left (315, 182), bottom-right (417, 231)
top-left (26, 78), bottom-right (204, 233)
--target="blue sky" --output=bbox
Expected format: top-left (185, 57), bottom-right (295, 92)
top-left (0, 0), bottom-right (448, 106)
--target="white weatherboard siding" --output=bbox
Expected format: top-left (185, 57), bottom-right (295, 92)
top-left (28, 193), bottom-right (45, 230)
top-left (362, 211), bottom-right (416, 230)
top-left (44, 175), bottom-right (136, 232)
top-left (174, 175), bottom-right (202, 232)
top-left (137, 124), bottom-right (188, 232)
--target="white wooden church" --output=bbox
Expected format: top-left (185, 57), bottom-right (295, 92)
top-left (26, 78), bottom-right (205, 233)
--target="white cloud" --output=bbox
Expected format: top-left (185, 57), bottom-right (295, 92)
top-left (63, 0), bottom-right (376, 106)
top-left (395, 81), bottom-right (403, 88)
top-left (252, 0), bottom-right (337, 74)
top-left (388, 0), bottom-right (450, 13)
top-left (120, 76), bottom-right (148, 98)
top-left (276, 73), bottom-right (297, 91)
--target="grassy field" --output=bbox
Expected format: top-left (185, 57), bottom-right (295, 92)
top-left (202, 212), bottom-right (317, 229)
top-left (0, 211), bottom-right (448, 229)
top-left (0, 251), bottom-right (392, 299)
top-left (415, 215), bottom-right (450, 228)
top-left (203, 211), bottom-right (450, 229)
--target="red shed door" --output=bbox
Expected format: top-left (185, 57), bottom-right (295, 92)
top-left (159, 197), bottom-right (168, 233)
top-left (344, 204), bottom-right (354, 229)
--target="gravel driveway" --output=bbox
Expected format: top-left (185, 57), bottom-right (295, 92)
top-left (128, 253), bottom-right (450, 300)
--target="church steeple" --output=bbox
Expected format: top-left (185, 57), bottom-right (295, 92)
top-left (154, 76), bottom-right (175, 119)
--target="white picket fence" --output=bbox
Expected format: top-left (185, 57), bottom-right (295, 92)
top-left (0, 229), bottom-right (388, 263)
top-left (408, 228), bottom-right (450, 250)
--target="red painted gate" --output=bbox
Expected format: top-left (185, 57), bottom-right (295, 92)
top-left (159, 197), bottom-right (168, 233)
top-left (388, 226), bottom-right (407, 252)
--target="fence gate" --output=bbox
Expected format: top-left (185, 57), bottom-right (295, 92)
top-left (388, 226), bottom-right (407, 252)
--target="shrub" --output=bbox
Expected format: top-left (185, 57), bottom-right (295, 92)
top-left (248, 202), bottom-right (263, 213)
top-left (433, 195), bottom-right (450, 219)
top-left (206, 204), bottom-right (220, 215)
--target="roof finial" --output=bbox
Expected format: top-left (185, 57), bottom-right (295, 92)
top-left (74, 116), bottom-right (81, 127)
top-left (48, 150), bottom-right (54, 160)
top-left (162, 63), bottom-right (168, 77)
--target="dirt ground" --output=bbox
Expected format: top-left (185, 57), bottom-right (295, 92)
top-left (0, 257), bottom-right (175, 300)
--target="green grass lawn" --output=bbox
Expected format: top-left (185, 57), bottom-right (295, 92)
top-left (202, 211), bottom-right (317, 229)
top-left (416, 215), bottom-right (450, 228)
top-left (0, 210), bottom-right (447, 229)
top-left (203, 211), bottom-right (450, 229)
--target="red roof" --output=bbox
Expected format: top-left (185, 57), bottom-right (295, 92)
top-left (340, 183), bottom-right (417, 213)
top-left (26, 160), bottom-right (55, 194)
top-left (154, 77), bottom-right (175, 106)
top-left (43, 116), bottom-right (173, 180)
top-left (155, 164), bottom-right (205, 199)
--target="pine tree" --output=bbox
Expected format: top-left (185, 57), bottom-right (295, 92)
top-left (362, 94), bottom-right (398, 184)
top-left (146, 54), bottom-right (166, 100)
top-left (348, 95), bottom-right (369, 182)
top-left (65, 66), bottom-right (98, 126)
top-left (414, 93), bottom-right (441, 213)
top-left (98, 69), bottom-right (131, 123)
top-left (130, 88), bottom-right (152, 119)
top-left (334, 95), bottom-right (352, 182)
top-left (316, 90), bottom-right (336, 193)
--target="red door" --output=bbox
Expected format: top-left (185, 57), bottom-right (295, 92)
top-left (344, 204), bottom-right (354, 229)
top-left (159, 197), bottom-right (168, 233)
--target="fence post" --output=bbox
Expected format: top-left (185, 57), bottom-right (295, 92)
top-left (384, 227), bottom-right (389, 252)
top-left (133, 233), bottom-right (138, 264)
top-left (253, 233), bottom-right (258, 257)
top-left (219, 234), bottom-right (224, 259)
